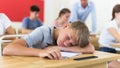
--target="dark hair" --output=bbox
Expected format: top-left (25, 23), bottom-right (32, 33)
top-left (58, 8), bottom-right (70, 18)
top-left (30, 5), bottom-right (40, 12)
top-left (69, 21), bottom-right (90, 48)
top-left (111, 4), bottom-right (120, 20)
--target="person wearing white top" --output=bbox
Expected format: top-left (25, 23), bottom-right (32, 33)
top-left (98, 4), bottom-right (120, 68)
top-left (0, 13), bottom-right (15, 36)
top-left (98, 4), bottom-right (120, 53)
top-left (99, 20), bottom-right (119, 51)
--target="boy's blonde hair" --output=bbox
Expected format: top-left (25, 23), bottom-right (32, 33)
top-left (69, 21), bottom-right (90, 48)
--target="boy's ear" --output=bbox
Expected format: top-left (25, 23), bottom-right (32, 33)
top-left (62, 25), bottom-right (68, 29)
top-left (64, 23), bottom-right (71, 29)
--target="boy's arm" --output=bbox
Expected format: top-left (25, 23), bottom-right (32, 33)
top-left (59, 43), bottom-right (95, 54)
top-left (6, 26), bottom-right (15, 35)
top-left (3, 38), bottom-right (61, 60)
top-left (22, 28), bottom-right (33, 34)
top-left (21, 18), bottom-right (33, 34)
top-left (3, 38), bottom-right (42, 56)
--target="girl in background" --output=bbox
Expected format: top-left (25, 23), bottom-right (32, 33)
top-left (53, 8), bottom-right (71, 29)
top-left (99, 4), bottom-right (120, 53)
top-left (98, 4), bottom-right (120, 68)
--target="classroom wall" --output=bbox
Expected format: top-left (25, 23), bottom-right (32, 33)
top-left (86, 0), bottom-right (120, 33)
top-left (0, 0), bottom-right (44, 22)
top-left (44, 0), bottom-right (120, 33)
top-left (11, 0), bottom-right (120, 33)
top-left (44, 0), bottom-right (72, 26)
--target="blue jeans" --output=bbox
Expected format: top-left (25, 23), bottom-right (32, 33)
top-left (99, 47), bottom-right (117, 53)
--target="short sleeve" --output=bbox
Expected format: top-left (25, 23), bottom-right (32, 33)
top-left (0, 23), bottom-right (4, 35)
top-left (22, 18), bottom-right (29, 28)
top-left (1, 14), bottom-right (11, 29)
top-left (23, 27), bottom-right (43, 47)
top-left (106, 22), bottom-right (117, 30)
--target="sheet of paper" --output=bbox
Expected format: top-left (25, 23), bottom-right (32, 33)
top-left (60, 52), bottom-right (82, 58)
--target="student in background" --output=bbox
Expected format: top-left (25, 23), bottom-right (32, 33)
top-left (98, 4), bottom-right (120, 68)
top-left (53, 8), bottom-right (70, 29)
top-left (0, 13), bottom-right (15, 36)
top-left (22, 5), bottom-right (42, 34)
top-left (3, 21), bottom-right (95, 60)
top-left (69, 0), bottom-right (97, 33)
top-left (99, 4), bottom-right (120, 53)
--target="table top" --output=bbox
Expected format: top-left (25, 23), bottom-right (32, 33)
top-left (110, 43), bottom-right (120, 48)
top-left (0, 51), bottom-right (120, 68)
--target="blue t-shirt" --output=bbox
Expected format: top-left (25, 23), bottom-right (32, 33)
top-left (22, 17), bottom-right (42, 30)
top-left (23, 26), bottom-right (56, 49)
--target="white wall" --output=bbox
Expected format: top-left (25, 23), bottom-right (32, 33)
top-left (90, 0), bottom-right (120, 33)
top-left (12, 0), bottom-right (120, 33)
top-left (44, 0), bottom-right (75, 26)
top-left (44, 0), bottom-right (120, 33)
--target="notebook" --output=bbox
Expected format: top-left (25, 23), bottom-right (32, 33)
top-left (60, 52), bottom-right (82, 58)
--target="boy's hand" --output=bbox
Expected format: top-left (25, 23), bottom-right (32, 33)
top-left (38, 46), bottom-right (62, 60)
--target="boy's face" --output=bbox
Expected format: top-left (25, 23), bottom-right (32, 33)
top-left (30, 11), bottom-right (39, 18)
top-left (57, 28), bottom-right (77, 47)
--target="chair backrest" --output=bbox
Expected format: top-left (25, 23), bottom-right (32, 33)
top-left (0, 34), bottom-right (27, 56)
top-left (18, 28), bottom-right (22, 34)
top-left (2, 42), bottom-right (11, 52)
top-left (89, 36), bottom-right (99, 50)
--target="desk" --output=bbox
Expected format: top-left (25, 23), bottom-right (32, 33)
top-left (89, 36), bottom-right (99, 50)
top-left (110, 43), bottom-right (120, 51)
top-left (0, 34), bottom-right (27, 56)
top-left (0, 51), bottom-right (120, 68)
top-left (110, 43), bottom-right (120, 48)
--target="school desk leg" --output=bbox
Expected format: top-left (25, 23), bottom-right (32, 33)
top-left (0, 42), bottom-right (2, 56)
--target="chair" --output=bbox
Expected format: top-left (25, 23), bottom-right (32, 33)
top-left (0, 34), bottom-right (26, 56)
top-left (89, 35), bottom-right (99, 50)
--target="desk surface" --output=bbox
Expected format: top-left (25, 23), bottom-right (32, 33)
top-left (0, 51), bottom-right (120, 68)
top-left (110, 43), bottom-right (120, 48)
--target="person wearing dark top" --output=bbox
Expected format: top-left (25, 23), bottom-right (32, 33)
top-left (22, 5), bottom-right (42, 34)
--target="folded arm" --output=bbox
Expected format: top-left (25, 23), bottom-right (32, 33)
top-left (3, 38), bottom-right (62, 60)
top-left (58, 43), bottom-right (95, 54)
top-left (3, 38), bottom-right (41, 56)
